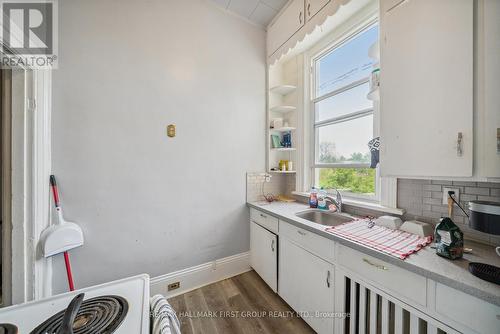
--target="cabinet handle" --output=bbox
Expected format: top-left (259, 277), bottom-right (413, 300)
top-left (271, 239), bottom-right (275, 252)
top-left (496, 128), bottom-right (499, 154)
top-left (307, 3), bottom-right (311, 16)
top-left (299, 11), bottom-right (302, 24)
top-left (260, 213), bottom-right (267, 218)
top-left (326, 270), bottom-right (331, 288)
top-left (363, 258), bottom-right (388, 271)
top-left (297, 230), bottom-right (306, 236)
top-left (457, 132), bottom-right (463, 156)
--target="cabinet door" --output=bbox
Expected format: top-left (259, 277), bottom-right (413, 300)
top-left (380, 0), bottom-right (474, 177)
top-left (279, 237), bottom-right (334, 334)
top-left (250, 222), bottom-right (277, 292)
top-left (267, 0), bottom-right (305, 57)
top-left (482, 0), bottom-right (500, 178)
top-left (305, 0), bottom-right (330, 21)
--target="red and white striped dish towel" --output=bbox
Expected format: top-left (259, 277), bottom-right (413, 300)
top-left (325, 219), bottom-right (433, 260)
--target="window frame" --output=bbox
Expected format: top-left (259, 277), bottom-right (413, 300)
top-left (309, 21), bottom-right (379, 202)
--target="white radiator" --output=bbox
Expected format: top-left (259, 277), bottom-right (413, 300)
top-left (335, 273), bottom-right (461, 334)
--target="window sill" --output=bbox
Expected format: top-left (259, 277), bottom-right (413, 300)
top-left (291, 191), bottom-right (405, 216)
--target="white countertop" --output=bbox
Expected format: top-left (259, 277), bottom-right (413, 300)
top-left (248, 201), bottom-right (500, 306)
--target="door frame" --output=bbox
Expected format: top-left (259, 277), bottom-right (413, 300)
top-left (2, 69), bottom-right (52, 305)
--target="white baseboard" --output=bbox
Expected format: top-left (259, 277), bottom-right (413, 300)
top-left (150, 252), bottom-right (251, 299)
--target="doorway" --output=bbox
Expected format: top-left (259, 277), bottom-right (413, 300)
top-left (0, 68), bottom-right (52, 306)
top-left (1, 69), bottom-right (12, 307)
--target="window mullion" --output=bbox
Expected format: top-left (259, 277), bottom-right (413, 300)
top-left (314, 163), bottom-right (371, 169)
top-left (313, 77), bottom-right (369, 103)
top-left (314, 108), bottom-right (373, 128)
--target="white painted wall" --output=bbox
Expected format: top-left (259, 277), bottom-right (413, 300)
top-left (51, 0), bottom-right (266, 294)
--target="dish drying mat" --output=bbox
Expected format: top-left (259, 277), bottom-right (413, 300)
top-left (325, 219), bottom-right (433, 260)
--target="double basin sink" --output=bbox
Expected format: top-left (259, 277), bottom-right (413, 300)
top-left (295, 209), bottom-right (354, 227)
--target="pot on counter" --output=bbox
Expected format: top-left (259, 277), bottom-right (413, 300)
top-left (468, 200), bottom-right (500, 256)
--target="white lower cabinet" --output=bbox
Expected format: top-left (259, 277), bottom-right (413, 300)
top-left (279, 237), bottom-right (334, 334)
top-left (249, 209), bottom-right (498, 334)
top-left (250, 221), bottom-right (278, 292)
top-left (435, 283), bottom-right (500, 334)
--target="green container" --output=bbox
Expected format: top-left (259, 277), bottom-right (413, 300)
top-left (434, 217), bottom-right (464, 260)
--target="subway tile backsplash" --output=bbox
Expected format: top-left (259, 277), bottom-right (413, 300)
top-left (246, 172), bottom-right (296, 202)
top-left (398, 179), bottom-right (500, 245)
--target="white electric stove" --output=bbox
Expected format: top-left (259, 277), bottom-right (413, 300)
top-left (0, 274), bottom-right (150, 333)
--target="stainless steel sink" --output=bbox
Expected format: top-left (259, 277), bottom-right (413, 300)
top-left (295, 209), bottom-right (354, 226)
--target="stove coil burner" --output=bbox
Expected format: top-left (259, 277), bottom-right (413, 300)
top-left (30, 295), bottom-right (128, 334)
top-left (0, 324), bottom-right (18, 334)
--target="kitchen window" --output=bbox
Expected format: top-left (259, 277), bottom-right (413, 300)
top-left (311, 23), bottom-right (379, 201)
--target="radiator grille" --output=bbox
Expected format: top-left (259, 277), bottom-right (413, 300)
top-left (342, 276), bottom-right (459, 334)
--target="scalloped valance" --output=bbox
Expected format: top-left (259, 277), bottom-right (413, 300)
top-left (268, 0), bottom-right (357, 65)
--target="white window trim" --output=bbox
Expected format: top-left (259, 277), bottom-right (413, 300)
top-left (298, 9), bottom-right (400, 212)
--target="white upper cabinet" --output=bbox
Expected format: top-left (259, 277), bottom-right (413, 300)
top-left (379, 0), bottom-right (474, 178)
top-left (267, 0), bottom-right (305, 58)
top-left (478, 0), bottom-right (500, 178)
top-left (305, 0), bottom-right (330, 21)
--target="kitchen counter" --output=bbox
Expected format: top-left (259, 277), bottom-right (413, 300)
top-left (248, 201), bottom-right (500, 307)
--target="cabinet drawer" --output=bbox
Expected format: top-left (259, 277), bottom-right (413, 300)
top-left (435, 283), bottom-right (500, 334)
top-left (280, 221), bottom-right (334, 263)
top-left (250, 208), bottom-right (279, 233)
top-left (337, 245), bottom-right (427, 306)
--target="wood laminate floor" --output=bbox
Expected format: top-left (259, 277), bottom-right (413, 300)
top-left (168, 270), bottom-right (316, 334)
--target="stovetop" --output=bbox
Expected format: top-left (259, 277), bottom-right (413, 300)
top-left (0, 274), bottom-right (149, 333)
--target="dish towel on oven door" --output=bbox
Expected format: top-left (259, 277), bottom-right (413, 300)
top-left (150, 294), bottom-right (181, 334)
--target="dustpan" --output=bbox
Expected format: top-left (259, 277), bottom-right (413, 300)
top-left (40, 175), bottom-right (84, 258)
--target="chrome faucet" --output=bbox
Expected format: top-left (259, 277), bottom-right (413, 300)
top-left (325, 189), bottom-right (343, 213)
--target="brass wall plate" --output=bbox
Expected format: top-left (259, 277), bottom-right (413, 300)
top-left (167, 124), bottom-right (176, 138)
top-left (168, 282), bottom-right (180, 291)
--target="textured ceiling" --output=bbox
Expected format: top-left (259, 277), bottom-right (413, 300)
top-left (210, 0), bottom-right (288, 27)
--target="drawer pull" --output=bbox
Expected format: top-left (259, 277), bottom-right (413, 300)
top-left (457, 132), bottom-right (463, 156)
top-left (363, 258), bottom-right (388, 271)
top-left (297, 230), bottom-right (307, 236)
top-left (307, 3), bottom-right (311, 16)
top-left (271, 240), bottom-right (275, 252)
top-left (260, 213), bottom-right (267, 218)
top-left (326, 270), bottom-right (331, 288)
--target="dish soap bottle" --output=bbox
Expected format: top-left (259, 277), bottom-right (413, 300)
top-left (318, 188), bottom-right (327, 210)
top-left (309, 187), bottom-right (318, 208)
top-left (434, 217), bottom-right (464, 260)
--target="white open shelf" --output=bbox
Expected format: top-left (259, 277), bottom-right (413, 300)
top-left (271, 147), bottom-right (296, 151)
top-left (270, 85), bottom-right (297, 96)
top-left (269, 170), bottom-right (296, 174)
top-left (270, 127), bottom-right (296, 132)
top-left (269, 105), bottom-right (296, 113)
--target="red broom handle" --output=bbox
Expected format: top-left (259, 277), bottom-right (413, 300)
top-left (64, 251), bottom-right (75, 291)
top-left (50, 175), bottom-right (60, 207)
